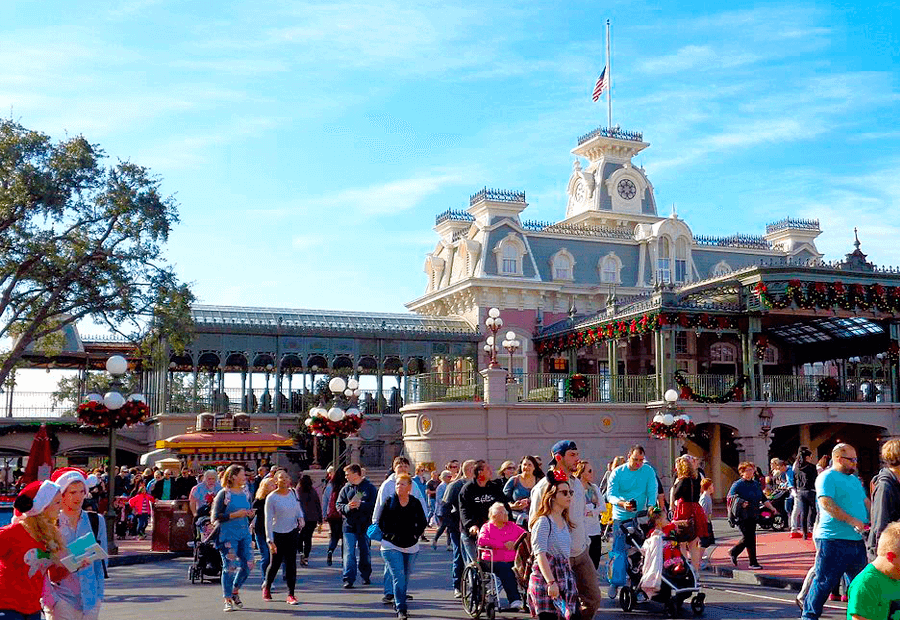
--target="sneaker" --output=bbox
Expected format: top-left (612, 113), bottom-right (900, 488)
top-left (407, 595), bottom-right (414, 600)
top-left (262, 587), bottom-right (272, 602)
top-left (509, 600), bottom-right (523, 611)
top-left (790, 532), bottom-right (802, 539)
top-left (300, 556), bottom-right (308, 566)
top-left (286, 595), bottom-right (298, 605)
top-left (453, 589), bottom-right (462, 599)
top-left (729, 550), bottom-right (738, 566)
top-left (398, 612), bottom-right (408, 620)
top-left (327, 551), bottom-right (333, 566)
top-left (841, 595), bottom-right (848, 603)
top-left (748, 563), bottom-right (763, 570)
top-left (431, 541), bottom-right (437, 550)
top-left (362, 577), bottom-right (371, 585)
top-left (607, 585), bottom-right (618, 600)
top-left (382, 595), bottom-right (395, 604)
top-left (343, 582), bottom-right (354, 589)
top-left (829, 594), bottom-right (840, 601)
top-left (636, 591), bottom-right (648, 603)
top-left (223, 600), bottom-right (235, 613)
top-left (231, 592), bottom-right (243, 609)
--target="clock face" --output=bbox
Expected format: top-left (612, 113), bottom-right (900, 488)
top-left (617, 178), bottom-right (637, 200)
top-left (574, 180), bottom-right (586, 203)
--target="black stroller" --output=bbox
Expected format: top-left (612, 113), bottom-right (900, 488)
top-left (188, 505), bottom-right (221, 584)
top-left (758, 488), bottom-right (789, 531)
top-left (617, 511), bottom-right (705, 617)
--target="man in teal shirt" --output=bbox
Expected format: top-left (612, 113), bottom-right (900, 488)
top-left (606, 444), bottom-right (660, 598)
top-left (803, 443), bottom-right (870, 620)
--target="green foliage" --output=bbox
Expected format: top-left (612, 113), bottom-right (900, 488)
top-left (50, 371), bottom-right (141, 416)
top-left (0, 119), bottom-right (193, 385)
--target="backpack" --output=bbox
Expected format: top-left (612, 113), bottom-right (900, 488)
top-left (86, 511), bottom-right (109, 578)
top-left (512, 530), bottom-right (533, 589)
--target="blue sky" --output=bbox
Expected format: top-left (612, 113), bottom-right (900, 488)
top-left (4, 0), bottom-right (898, 317)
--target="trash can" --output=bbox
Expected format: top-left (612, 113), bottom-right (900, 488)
top-left (151, 500), bottom-right (193, 552)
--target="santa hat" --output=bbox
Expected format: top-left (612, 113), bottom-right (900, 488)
top-left (51, 467), bottom-right (89, 495)
top-left (13, 480), bottom-right (61, 518)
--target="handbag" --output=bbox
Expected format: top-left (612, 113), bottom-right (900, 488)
top-left (672, 499), bottom-right (697, 543)
top-left (366, 522), bottom-right (383, 542)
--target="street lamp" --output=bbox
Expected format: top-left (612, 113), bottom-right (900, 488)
top-left (305, 376), bottom-right (362, 470)
top-left (99, 354), bottom-right (143, 555)
top-left (502, 331), bottom-right (521, 384)
top-left (484, 308), bottom-right (503, 368)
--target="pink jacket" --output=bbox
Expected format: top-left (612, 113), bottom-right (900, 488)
top-left (477, 520), bottom-right (526, 563)
top-left (128, 493), bottom-right (155, 515)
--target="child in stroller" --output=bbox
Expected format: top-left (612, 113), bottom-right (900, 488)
top-left (617, 508), bottom-right (705, 617)
top-left (188, 504), bottom-right (222, 584)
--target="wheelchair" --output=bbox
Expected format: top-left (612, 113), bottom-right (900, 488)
top-left (461, 547), bottom-right (502, 620)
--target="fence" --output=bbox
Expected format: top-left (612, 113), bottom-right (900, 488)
top-left (517, 373), bottom-right (658, 403)
top-left (406, 372), bottom-right (484, 404)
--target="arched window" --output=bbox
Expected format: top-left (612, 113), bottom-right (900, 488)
top-left (502, 245), bottom-right (518, 274)
top-left (494, 233), bottom-right (526, 276)
top-left (712, 261), bottom-right (732, 277)
top-left (599, 252), bottom-right (622, 284)
top-left (550, 249), bottom-right (575, 281)
top-left (657, 237), bottom-right (671, 284)
top-left (675, 238), bottom-right (688, 283)
top-left (710, 342), bottom-right (738, 363)
top-left (763, 345), bottom-right (778, 365)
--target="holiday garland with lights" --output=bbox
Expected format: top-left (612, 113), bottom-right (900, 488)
top-left (534, 312), bottom-right (739, 356)
top-left (306, 413), bottom-right (364, 438)
top-left (76, 399), bottom-right (150, 429)
top-left (647, 416), bottom-right (696, 439)
top-left (565, 373), bottom-right (591, 399)
top-left (674, 369), bottom-right (747, 404)
top-left (816, 376), bottom-right (840, 402)
top-left (754, 280), bottom-right (900, 313)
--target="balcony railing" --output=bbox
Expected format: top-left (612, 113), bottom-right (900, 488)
top-left (406, 371), bottom-right (484, 404)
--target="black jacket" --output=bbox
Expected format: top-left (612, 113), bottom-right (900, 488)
top-left (868, 468), bottom-right (900, 560)
top-left (336, 478), bottom-right (377, 533)
top-left (458, 479), bottom-right (509, 535)
top-left (794, 461), bottom-right (817, 492)
top-left (378, 494), bottom-right (427, 548)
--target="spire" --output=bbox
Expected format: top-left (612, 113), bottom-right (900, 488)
top-left (854, 227), bottom-right (861, 250)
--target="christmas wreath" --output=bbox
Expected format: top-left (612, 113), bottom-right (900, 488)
top-left (674, 370), bottom-right (746, 404)
top-left (305, 412), bottom-right (364, 439)
top-left (77, 399), bottom-right (150, 429)
top-left (647, 416), bottom-right (695, 439)
top-left (816, 376), bottom-right (840, 402)
top-left (566, 374), bottom-right (591, 399)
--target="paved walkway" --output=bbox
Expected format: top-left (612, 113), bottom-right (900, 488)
top-left (707, 521), bottom-right (817, 588)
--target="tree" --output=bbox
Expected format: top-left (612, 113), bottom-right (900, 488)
top-left (50, 372), bottom-right (141, 416)
top-left (0, 119), bottom-right (193, 386)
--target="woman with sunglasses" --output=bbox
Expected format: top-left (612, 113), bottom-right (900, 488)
top-left (574, 460), bottom-right (605, 569)
top-left (528, 470), bottom-right (579, 620)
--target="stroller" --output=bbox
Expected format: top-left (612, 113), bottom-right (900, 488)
top-left (188, 505), bottom-right (221, 584)
top-left (617, 511), bottom-right (705, 617)
top-left (758, 488), bottom-right (789, 531)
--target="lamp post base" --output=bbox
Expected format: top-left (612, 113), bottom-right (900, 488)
top-left (105, 512), bottom-right (119, 555)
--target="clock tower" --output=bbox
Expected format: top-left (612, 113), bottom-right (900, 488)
top-left (564, 126), bottom-right (658, 227)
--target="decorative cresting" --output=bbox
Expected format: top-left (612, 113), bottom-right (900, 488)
top-left (469, 188), bottom-right (526, 205)
top-left (521, 220), bottom-right (633, 239)
top-left (766, 218), bottom-right (820, 234)
top-left (694, 234), bottom-right (771, 250)
top-left (534, 311), bottom-right (739, 356)
top-left (435, 209), bottom-right (474, 225)
top-left (674, 369), bottom-right (747, 404)
top-left (577, 125), bottom-right (644, 145)
top-left (753, 280), bottom-right (900, 312)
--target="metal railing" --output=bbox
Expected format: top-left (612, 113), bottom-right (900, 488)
top-left (517, 373), bottom-right (658, 404)
top-left (406, 371), bottom-right (483, 404)
top-left (760, 374), bottom-right (894, 403)
top-left (676, 374), bottom-right (745, 400)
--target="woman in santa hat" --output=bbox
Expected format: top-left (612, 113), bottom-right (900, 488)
top-left (0, 479), bottom-right (64, 620)
top-left (44, 467), bottom-right (108, 620)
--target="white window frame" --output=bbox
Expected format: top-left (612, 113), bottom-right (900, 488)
top-left (549, 248), bottom-right (576, 281)
top-left (657, 236), bottom-right (671, 284)
top-left (494, 233), bottom-right (526, 276)
top-left (674, 238), bottom-right (688, 284)
top-left (599, 252), bottom-right (622, 284)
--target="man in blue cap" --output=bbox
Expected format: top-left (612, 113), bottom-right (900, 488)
top-left (529, 439), bottom-right (602, 618)
top-left (607, 444), bottom-right (660, 599)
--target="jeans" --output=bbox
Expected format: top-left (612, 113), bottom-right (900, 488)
top-left (219, 535), bottom-right (254, 599)
top-left (382, 549), bottom-right (418, 613)
top-left (461, 532), bottom-right (477, 565)
top-left (449, 528), bottom-right (464, 590)
top-left (255, 529), bottom-right (270, 575)
top-left (265, 529), bottom-right (298, 597)
top-left (797, 490), bottom-right (817, 537)
top-left (342, 529), bottom-right (371, 585)
top-left (490, 561), bottom-right (521, 604)
top-left (802, 538), bottom-right (867, 620)
top-left (135, 513), bottom-right (149, 536)
top-left (0, 611), bottom-right (42, 620)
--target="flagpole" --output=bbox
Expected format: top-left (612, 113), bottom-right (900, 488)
top-left (606, 19), bottom-right (612, 129)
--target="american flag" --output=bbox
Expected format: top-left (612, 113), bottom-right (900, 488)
top-left (592, 67), bottom-right (608, 102)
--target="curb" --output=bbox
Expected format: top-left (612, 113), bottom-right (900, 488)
top-left (704, 544), bottom-right (802, 591)
top-left (109, 551), bottom-right (190, 567)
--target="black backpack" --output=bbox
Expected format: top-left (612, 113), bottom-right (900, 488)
top-left (86, 511), bottom-right (109, 578)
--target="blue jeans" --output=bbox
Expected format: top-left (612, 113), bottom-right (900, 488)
top-left (608, 519), bottom-right (627, 587)
top-left (219, 535), bottom-right (254, 599)
top-left (491, 560), bottom-right (522, 604)
top-left (449, 528), bottom-right (464, 590)
top-left (342, 529), bottom-right (371, 585)
top-left (382, 549), bottom-right (418, 613)
top-left (802, 538), bottom-right (867, 620)
top-left (255, 529), bottom-right (270, 575)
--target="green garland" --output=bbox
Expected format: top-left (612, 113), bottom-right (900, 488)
top-left (674, 370), bottom-right (747, 404)
top-left (565, 374), bottom-right (590, 399)
top-left (754, 280), bottom-right (900, 312)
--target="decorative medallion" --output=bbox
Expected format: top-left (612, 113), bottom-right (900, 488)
top-left (418, 414), bottom-right (434, 435)
top-left (595, 414), bottom-right (615, 433)
top-left (617, 178), bottom-right (637, 200)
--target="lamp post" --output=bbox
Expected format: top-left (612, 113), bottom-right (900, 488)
top-left (100, 354), bottom-right (143, 556)
top-left (305, 376), bottom-right (362, 471)
top-left (502, 331), bottom-right (521, 384)
top-left (484, 308), bottom-right (503, 368)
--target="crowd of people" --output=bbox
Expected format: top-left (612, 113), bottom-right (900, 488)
top-left (8, 435), bottom-right (900, 620)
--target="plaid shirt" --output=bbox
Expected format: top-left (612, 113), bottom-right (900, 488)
top-left (527, 552), bottom-right (578, 618)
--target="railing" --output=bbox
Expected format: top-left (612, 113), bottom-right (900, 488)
top-left (518, 373), bottom-right (658, 404)
top-left (676, 374), bottom-right (745, 400)
top-left (406, 371), bottom-right (483, 404)
top-left (760, 374), bottom-right (894, 403)
top-left (577, 126), bottom-right (644, 145)
top-left (521, 220), bottom-right (634, 240)
top-left (435, 209), bottom-right (474, 225)
top-left (766, 218), bottom-right (820, 234)
top-left (469, 188), bottom-right (526, 205)
top-left (1, 391), bottom-right (160, 419)
top-left (694, 234), bottom-right (771, 250)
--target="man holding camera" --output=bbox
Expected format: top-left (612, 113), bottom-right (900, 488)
top-left (607, 444), bottom-right (661, 599)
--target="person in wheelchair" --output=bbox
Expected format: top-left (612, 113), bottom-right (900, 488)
top-left (477, 502), bottom-right (526, 611)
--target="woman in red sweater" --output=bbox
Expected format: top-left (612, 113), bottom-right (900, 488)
top-left (0, 480), bottom-right (65, 620)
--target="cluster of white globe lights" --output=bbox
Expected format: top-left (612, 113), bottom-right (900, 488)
top-left (305, 376), bottom-right (363, 426)
top-left (82, 355), bottom-right (145, 411)
top-left (653, 388), bottom-right (693, 427)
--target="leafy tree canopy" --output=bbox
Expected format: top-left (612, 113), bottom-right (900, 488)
top-left (0, 119), bottom-right (194, 385)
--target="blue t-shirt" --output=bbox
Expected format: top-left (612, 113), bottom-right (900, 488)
top-left (608, 463), bottom-right (658, 520)
top-left (815, 468), bottom-right (868, 541)
top-left (218, 490), bottom-right (252, 541)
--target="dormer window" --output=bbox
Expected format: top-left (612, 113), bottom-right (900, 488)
top-left (599, 252), bottom-right (622, 284)
top-left (675, 238), bottom-right (688, 283)
top-left (657, 237), bottom-right (671, 284)
top-left (494, 233), bottom-right (526, 276)
top-left (550, 249), bottom-right (576, 281)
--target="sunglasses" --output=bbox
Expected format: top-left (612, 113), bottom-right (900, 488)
top-left (556, 489), bottom-right (573, 497)
top-left (840, 456), bottom-right (858, 463)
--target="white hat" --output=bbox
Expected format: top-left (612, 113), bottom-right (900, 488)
top-left (14, 480), bottom-right (61, 518)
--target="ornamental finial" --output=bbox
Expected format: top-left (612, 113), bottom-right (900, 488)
top-left (854, 227), bottom-right (860, 250)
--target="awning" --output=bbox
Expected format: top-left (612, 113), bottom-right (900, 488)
top-left (156, 431), bottom-right (294, 454)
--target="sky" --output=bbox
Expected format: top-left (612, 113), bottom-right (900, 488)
top-left (3, 0), bottom-right (899, 325)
